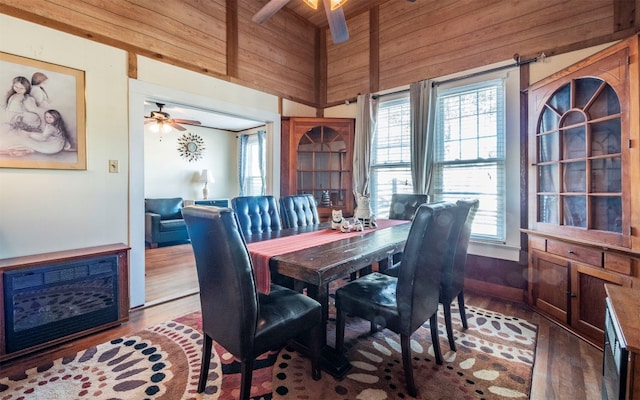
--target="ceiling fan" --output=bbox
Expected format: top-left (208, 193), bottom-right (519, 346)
top-left (144, 103), bottom-right (201, 132)
top-left (252, 0), bottom-right (349, 44)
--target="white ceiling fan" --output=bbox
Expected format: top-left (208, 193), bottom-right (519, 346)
top-left (252, 0), bottom-right (349, 44)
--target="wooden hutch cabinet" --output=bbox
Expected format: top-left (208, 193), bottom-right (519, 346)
top-left (281, 117), bottom-right (355, 220)
top-left (525, 35), bottom-right (640, 347)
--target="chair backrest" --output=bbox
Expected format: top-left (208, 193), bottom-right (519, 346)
top-left (145, 197), bottom-right (184, 220)
top-left (388, 194), bottom-right (430, 220)
top-left (231, 195), bottom-right (282, 235)
top-left (440, 198), bottom-right (480, 300)
top-left (396, 202), bottom-right (457, 334)
top-left (279, 194), bottom-right (320, 228)
top-left (182, 206), bottom-right (258, 358)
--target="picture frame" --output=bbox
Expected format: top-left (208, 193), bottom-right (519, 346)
top-left (0, 52), bottom-right (86, 170)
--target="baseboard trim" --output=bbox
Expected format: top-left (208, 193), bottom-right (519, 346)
top-left (464, 278), bottom-right (526, 303)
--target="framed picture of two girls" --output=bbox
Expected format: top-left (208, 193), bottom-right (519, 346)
top-left (0, 51), bottom-right (86, 170)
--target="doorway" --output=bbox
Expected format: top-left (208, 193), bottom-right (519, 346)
top-left (128, 79), bottom-right (281, 308)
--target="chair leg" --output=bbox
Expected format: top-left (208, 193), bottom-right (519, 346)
top-left (400, 334), bottom-right (417, 397)
top-left (310, 323), bottom-right (322, 380)
top-left (197, 334), bottom-right (213, 393)
top-left (458, 292), bottom-right (468, 329)
top-left (443, 302), bottom-right (457, 352)
top-left (336, 307), bottom-right (346, 353)
top-left (430, 314), bottom-right (443, 365)
top-left (239, 357), bottom-right (255, 400)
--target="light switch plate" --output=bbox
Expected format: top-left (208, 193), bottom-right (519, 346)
top-left (109, 160), bottom-right (118, 173)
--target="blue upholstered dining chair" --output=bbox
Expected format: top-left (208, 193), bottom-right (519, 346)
top-left (382, 198), bottom-right (479, 352)
top-left (387, 193), bottom-right (430, 264)
top-left (334, 202), bottom-right (460, 398)
top-left (279, 194), bottom-right (321, 228)
top-left (231, 195), bottom-right (283, 236)
top-left (388, 193), bottom-right (430, 220)
top-left (439, 198), bottom-right (479, 351)
top-left (183, 205), bottom-right (322, 399)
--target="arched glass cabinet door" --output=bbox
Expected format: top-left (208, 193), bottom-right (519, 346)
top-left (296, 125), bottom-right (349, 208)
top-left (535, 77), bottom-right (622, 234)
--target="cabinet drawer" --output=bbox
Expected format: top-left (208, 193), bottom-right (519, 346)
top-left (604, 253), bottom-right (632, 275)
top-left (546, 240), bottom-right (602, 267)
top-left (529, 236), bottom-right (546, 251)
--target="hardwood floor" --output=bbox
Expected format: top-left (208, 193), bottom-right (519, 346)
top-left (1, 245), bottom-right (603, 399)
top-left (144, 243), bottom-right (198, 305)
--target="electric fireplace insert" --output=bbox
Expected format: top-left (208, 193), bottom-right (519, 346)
top-left (3, 254), bottom-right (119, 353)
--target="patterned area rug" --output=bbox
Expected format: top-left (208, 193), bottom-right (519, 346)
top-left (0, 305), bottom-right (537, 400)
top-left (275, 304), bottom-right (537, 399)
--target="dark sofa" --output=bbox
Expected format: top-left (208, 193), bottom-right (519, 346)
top-left (145, 197), bottom-right (189, 248)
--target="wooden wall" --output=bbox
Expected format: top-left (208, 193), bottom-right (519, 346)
top-left (325, 0), bottom-right (639, 105)
top-left (1, 0), bottom-right (637, 108)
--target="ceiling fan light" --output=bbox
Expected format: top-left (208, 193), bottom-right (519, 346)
top-left (161, 123), bottom-right (173, 133)
top-left (149, 122), bottom-right (160, 133)
top-left (303, 0), bottom-right (318, 10)
top-left (330, 0), bottom-right (347, 10)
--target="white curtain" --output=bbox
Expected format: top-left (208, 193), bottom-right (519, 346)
top-left (257, 130), bottom-right (266, 195)
top-left (352, 93), bottom-right (378, 198)
top-left (410, 79), bottom-right (436, 195)
top-left (238, 134), bottom-right (248, 196)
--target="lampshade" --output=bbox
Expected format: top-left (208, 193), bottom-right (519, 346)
top-left (330, 0), bottom-right (347, 10)
top-left (303, 0), bottom-right (318, 9)
top-left (199, 169), bottom-right (214, 183)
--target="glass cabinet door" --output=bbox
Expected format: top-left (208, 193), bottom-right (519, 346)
top-left (535, 77), bottom-right (622, 234)
top-left (296, 125), bottom-right (348, 207)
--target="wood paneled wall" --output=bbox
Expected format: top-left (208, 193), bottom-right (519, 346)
top-left (325, 0), bottom-right (639, 104)
top-left (1, 0), bottom-right (637, 108)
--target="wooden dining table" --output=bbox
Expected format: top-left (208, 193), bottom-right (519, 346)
top-left (244, 219), bottom-right (412, 377)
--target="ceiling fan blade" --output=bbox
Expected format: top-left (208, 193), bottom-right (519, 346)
top-left (170, 122), bottom-right (187, 131)
top-left (252, 0), bottom-right (291, 24)
top-left (173, 118), bottom-right (202, 126)
top-left (323, 0), bottom-right (349, 44)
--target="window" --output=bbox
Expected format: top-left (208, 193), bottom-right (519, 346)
top-left (370, 66), bottom-right (520, 259)
top-left (370, 97), bottom-right (414, 218)
top-left (240, 133), bottom-right (265, 196)
top-left (432, 79), bottom-right (506, 242)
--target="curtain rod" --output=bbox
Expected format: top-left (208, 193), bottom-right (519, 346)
top-left (432, 54), bottom-right (539, 87)
top-left (367, 54), bottom-right (540, 100)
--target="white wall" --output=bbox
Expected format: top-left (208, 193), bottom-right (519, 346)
top-left (144, 124), bottom-right (238, 201)
top-left (0, 15), bottom-right (283, 307)
top-left (0, 15), bottom-right (129, 257)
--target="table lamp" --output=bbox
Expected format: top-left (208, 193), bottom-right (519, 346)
top-left (198, 169), bottom-right (214, 199)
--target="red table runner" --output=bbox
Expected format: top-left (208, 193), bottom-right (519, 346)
top-left (246, 219), bottom-right (409, 294)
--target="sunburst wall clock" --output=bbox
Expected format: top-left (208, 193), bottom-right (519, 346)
top-left (177, 132), bottom-right (205, 162)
